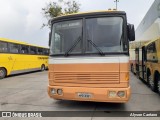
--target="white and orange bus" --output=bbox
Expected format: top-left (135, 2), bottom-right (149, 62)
top-left (48, 11), bottom-right (135, 103)
top-left (0, 38), bottom-right (49, 79)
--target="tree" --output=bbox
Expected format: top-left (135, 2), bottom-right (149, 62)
top-left (42, 0), bottom-right (80, 28)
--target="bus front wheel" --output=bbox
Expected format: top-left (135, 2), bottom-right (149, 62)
top-left (41, 64), bottom-right (45, 71)
top-left (148, 74), bottom-right (156, 92)
top-left (157, 75), bottom-right (160, 95)
top-left (0, 68), bottom-right (7, 79)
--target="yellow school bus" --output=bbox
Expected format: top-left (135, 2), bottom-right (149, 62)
top-left (135, 38), bottom-right (160, 95)
top-left (48, 11), bottom-right (135, 103)
top-left (0, 38), bottom-right (49, 79)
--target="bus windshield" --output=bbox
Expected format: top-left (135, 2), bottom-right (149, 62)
top-left (51, 20), bottom-right (82, 55)
top-left (50, 17), bottom-right (127, 55)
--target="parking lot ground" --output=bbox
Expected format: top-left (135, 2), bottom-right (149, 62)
top-left (0, 71), bottom-right (160, 120)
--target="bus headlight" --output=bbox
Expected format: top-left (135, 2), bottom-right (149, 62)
top-left (57, 89), bottom-right (63, 95)
top-left (109, 91), bottom-right (116, 98)
top-left (117, 91), bottom-right (125, 98)
top-left (50, 88), bottom-right (56, 95)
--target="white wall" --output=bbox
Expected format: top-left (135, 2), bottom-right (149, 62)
top-left (136, 18), bottom-right (160, 41)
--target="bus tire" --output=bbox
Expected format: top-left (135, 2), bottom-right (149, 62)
top-left (0, 68), bottom-right (7, 79)
top-left (148, 74), bottom-right (156, 92)
top-left (41, 64), bottom-right (45, 71)
top-left (157, 75), bottom-right (160, 95)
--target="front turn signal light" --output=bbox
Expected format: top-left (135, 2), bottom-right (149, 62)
top-left (125, 73), bottom-right (129, 81)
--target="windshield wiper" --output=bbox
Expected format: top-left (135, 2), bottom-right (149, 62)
top-left (65, 36), bottom-right (82, 56)
top-left (87, 39), bottom-right (105, 56)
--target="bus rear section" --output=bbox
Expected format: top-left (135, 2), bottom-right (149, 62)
top-left (48, 11), bottom-right (135, 103)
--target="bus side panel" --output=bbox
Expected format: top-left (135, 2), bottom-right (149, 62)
top-left (0, 54), bottom-right (15, 75)
top-left (10, 54), bottom-right (48, 74)
top-left (11, 54), bottom-right (27, 71)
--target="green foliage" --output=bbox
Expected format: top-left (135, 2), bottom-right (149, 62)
top-left (64, 1), bottom-right (80, 14)
top-left (42, 0), bottom-right (80, 28)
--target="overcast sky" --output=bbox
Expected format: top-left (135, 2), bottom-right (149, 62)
top-left (0, 0), bottom-right (155, 47)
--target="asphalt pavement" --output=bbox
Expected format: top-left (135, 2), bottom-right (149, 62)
top-left (0, 71), bottom-right (160, 120)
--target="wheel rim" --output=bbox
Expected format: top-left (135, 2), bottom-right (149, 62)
top-left (0, 70), bottom-right (4, 77)
top-left (149, 75), bottom-right (154, 88)
top-left (41, 65), bottom-right (45, 71)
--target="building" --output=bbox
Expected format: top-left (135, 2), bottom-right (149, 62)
top-left (136, 0), bottom-right (160, 41)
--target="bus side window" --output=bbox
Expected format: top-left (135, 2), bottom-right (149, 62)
top-left (146, 42), bottom-right (157, 62)
top-left (37, 48), bottom-right (43, 55)
top-left (54, 33), bottom-right (61, 53)
top-left (152, 42), bottom-right (156, 53)
top-left (42, 48), bottom-right (48, 55)
top-left (46, 49), bottom-right (49, 55)
top-left (9, 43), bottom-right (20, 53)
top-left (0, 41), bottom-right (8, 53)
top-left (30, 46), bottom-right (37, 54)
top-left (21, 45), bottom-right (29, 54)
top-left (147, 42), bottom-right (156, 54)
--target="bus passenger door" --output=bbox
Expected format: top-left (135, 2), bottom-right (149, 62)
top-left (8, 43), bottom-right (20, 73)
top-left (6, 54), bottom-right (16, 74)
top-left (138, 48), bottom-right (143, 79)
top-left (142, 46), bottom-right (146, 81)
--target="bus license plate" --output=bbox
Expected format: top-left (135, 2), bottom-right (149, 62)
top-left (77, 93), bottom-right (92, 98)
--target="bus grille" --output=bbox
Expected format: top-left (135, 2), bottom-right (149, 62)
top-left (50, 72), bottom-right (119, 84)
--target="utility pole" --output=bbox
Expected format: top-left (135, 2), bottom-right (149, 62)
top-left (114, 0), bottom-right (119, 10)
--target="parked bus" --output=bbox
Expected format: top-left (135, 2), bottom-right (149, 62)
top-left (135, 38), bottom-right (160, 95)
top-left (0, 38), bottom-right (49, 79)
top-left (129, 41), bottom-right (139, 74)
top-left (129, 40), bottom-right (150, 74)
top-left (48, 11), bottom-right (135, 103)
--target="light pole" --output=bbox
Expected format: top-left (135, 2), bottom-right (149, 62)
top-left (114, 0), bottom-right (119, 10)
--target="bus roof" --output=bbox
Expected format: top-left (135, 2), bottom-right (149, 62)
top-left (51, 10), bottom-right (126, 22)
top-left (129, 40), bottom-right (151, 49)
top-left (144, 37), bottom-right (160, 47)
top-left (0, 38), bottom-right (49, 49)
top-left (56, 10), bottom-right (125, 17)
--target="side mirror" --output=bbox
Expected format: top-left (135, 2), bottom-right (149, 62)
top-left (127, 24), bottom-right (135, 41)
top-left (49, 32), bottom-right (51, 46)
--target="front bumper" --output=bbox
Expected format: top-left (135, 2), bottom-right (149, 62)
top-left (48, 85), bottom-right (131, 103)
